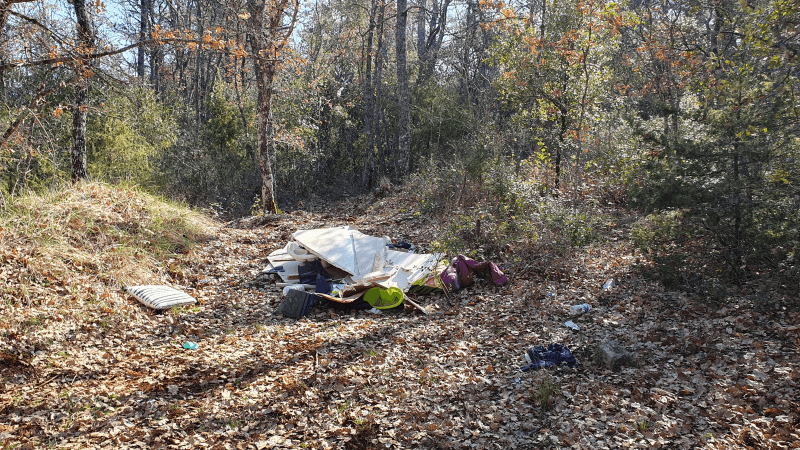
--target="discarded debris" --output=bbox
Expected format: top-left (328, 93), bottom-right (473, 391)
top-left (564, 320), bottom-right (580, 331)
top-left (265, 226), bottom-right (507, 317)
top-left (363, 287), bottom-right (404, 309)
top-left (126, 285), bottom-right (197, 310)
top-left (401, 293), bottom-right (429, 315)
top-left (521, 344), bottom-right (577, 371)
top-left (570, 303), bottom-right (592, 315)
top-left (274, 289), bottom-right (315, 318)
top-left (438, 254), bottom-right (508, 292)
top-left (282, 284), bottom-right (305, 296)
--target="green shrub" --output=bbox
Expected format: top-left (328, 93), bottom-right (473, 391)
top-left (425, 155), bottom-right (603, 258)
top-left (87, 86), bottom-right (176, 190)
top-left (630, 210), bottom-right (685, 252)
top-left (539, 201), bottom-right (603, 249)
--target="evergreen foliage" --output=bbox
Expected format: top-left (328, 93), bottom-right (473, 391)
top-left (623, 0), bottom-right (800, 282)
top-left (87, 87), bottom-right (176, 189)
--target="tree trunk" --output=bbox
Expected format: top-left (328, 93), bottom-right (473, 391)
top-left (254, 62), bottom-right (278, 213)
top-left (555, 113), bottom-right (566, 190)
top-left (540, 0), bottom-right (546, 36)
top-left (415, 0), bottom-right (428, 84)
top-left (245, 0), bottom-right (299, 213)
top-left (416, 0), bottom-right (426, 54)
top-left (71, 0), bottom-right (95, 182)
top-left (1, 1), bottom-right (10, 99)
top-left (253, 48), bottom-right (278, 213)
top-left (148, 0), bottom-right (162, 92)
top-left (416, 0), bottom-right (450, 86)
top-left (150, 47), bottom-right (162, 92)
top-left (362, 0), bottom-right (378, 188)
top-left (138, 0), bottom-right (147, 79)
top-left (0, 0), bottom-right (8, 31)
top-left (374, 1), bottom-right (387, 178)
top-left (396, 0), bottom-right (411, 178)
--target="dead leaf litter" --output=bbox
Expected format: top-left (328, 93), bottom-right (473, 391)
top-left (1, 199), bottom-right (798, 449)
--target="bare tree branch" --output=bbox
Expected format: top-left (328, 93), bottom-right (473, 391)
top-left (1, 74), bottom-right (76, 150)
top-left (0, 37), bottom-right (279, 73)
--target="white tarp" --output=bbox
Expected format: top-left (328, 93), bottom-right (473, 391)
top-left (267, 226), bottom-right (442, 293)
top-left (292, 226), bottom-right (389, 280)
top-left (379, 250), bottom-right (442, 290)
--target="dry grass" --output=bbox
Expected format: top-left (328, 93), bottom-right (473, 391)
top-left (0, 181), bottom-right (216, 308)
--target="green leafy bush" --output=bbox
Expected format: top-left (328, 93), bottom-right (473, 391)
top-left (158, 77), bottom-right (259, 214)
top-left (630, 210), bottom-right (685, 252)
top-left (423, 155), bottom-right (604, 259)
top-left (87, 86), bottom-right (176, 189)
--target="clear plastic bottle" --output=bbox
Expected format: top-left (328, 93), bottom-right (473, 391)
top-left (570, 303), bottom-right (592, 315)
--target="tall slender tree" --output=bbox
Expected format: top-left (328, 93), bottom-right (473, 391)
top-left (71, 0), bottom-right (96, 182)
top-left (137, 0), bottom-right (148, 79)
top-left (362, 0), bottom-right (379, 187)
top-left (396, 0), bottom-right (410, 177)
top-left (245, 0), bottom-right (299, 213)
top-left (415, 0), bottom-right (451, 86)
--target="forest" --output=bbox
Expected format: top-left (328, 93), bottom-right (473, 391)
top-left (2, 0), bottom-right (799, 282)
top-left (1, 0), bottom-right (799, 448)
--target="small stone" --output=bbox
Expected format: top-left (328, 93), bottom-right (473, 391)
top-left (594, 340), bottom-right (637, 370)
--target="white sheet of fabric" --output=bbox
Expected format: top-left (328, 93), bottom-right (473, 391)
top-left (126, 285), bottom-right (197, 309)
top-left (386, 251), bottom-right (440, 283)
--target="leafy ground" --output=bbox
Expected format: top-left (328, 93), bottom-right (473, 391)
top-left (1, 183), bottom-right (798, 449)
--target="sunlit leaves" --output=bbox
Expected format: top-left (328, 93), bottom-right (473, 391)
top-left (489, 0), bottom-right (621, 181)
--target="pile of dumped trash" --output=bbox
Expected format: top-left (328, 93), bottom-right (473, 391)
top-left (265, 226), bottom-right (508, 317)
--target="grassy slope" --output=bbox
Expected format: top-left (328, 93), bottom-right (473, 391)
top-left (0, 182), bottom-right (214, 351)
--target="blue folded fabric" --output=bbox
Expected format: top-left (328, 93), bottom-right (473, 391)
top-left (521, 344), bottom-right (577, 371)
top-left (299, 260), bottom-right (328, 284)
top-left (315, 273), bottom-right (332, 295)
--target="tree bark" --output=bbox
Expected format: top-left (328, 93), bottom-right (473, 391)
top-left (254, 58), bottom-right (278, 213)
top-left (246, 0), bottom-right (299, 213)
top-left (138, 0), bottom-right (147, 79)
top-left (396, 0), bottom-right (411, 177)
top-left (148, 0), bottom-right (161, 92)
top-left (0, 0), bottom-right (6, 102)
top-left (71, 0), bottom-right (95, 182)
top-left (0, 0), bottom-right (7, 31)
top-left (362, 0), bottom-right (378, 188)
top-left (374, 1), bottom-right (387, 178)
top-left (416, 0), bottom-right (450, 86)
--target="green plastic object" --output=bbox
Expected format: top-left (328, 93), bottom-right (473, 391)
top-left (363, 287), bottom-right (404, 309)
